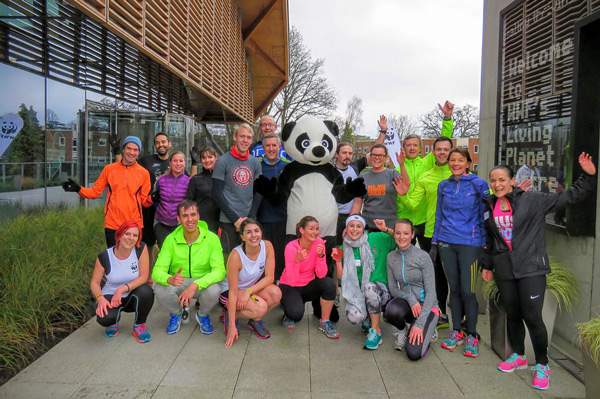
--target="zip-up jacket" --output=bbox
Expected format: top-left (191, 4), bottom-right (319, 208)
top-left (399, 163), bottom-right (451, 238)
top-left (152, 221), bottom-right (226, 289)
top-left (387, 245), bottom-right (438, 329)
top-left (155, 173), bottom-right (191, 226)
top-left (186, 168), bottom-right (220, 232)
top-left (433, 174), bottom-right (489, 246)
top-left (396, 119), bottom-right (454, 224)
top-left (79, 161), bottom-right (152, 230)
top-left (480, 173), bottom-right (596, 280)
top-left (257, 157), bottom-right (289, 223)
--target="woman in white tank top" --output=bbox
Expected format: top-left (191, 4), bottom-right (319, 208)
top-left (222, 218), bottom-right (282, 347)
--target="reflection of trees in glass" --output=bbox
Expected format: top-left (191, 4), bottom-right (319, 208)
top-left (6, 104), bottom-right (44, 178)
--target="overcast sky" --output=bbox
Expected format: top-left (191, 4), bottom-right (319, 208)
top-left (289, 0), bottom-right (484, 136)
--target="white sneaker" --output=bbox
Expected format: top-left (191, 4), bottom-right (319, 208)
top-left (394, 327), bottom-right (407, 351)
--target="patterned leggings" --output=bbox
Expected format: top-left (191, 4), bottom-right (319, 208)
top-left (346, 282), bottom-right (390, 325)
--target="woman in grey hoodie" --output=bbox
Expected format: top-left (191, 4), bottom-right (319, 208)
top-left (384, 219), bottom-right (439, 360)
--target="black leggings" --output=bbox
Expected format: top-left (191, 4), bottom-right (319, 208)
top-left (496, 275), bottom-right (548, 365)
top-left (96, 284), bottom-right (154, 326)
top-left (419, 236), bottom-right (448, 315)
top-left (104, 228), bottom-right (116, 248)
top-left (154, 222), bottom-right (177, 248)
top-left (438, 243), bottom-right (480, 336)
top-left (280, 278), bottom-right (337, 322)
top-left (383, 297), bottom-right (438, 361)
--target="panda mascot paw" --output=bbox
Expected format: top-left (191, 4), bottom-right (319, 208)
top-left (344, 176), bottom-right (367, 198)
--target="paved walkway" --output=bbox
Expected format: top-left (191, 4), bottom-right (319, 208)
top-left (0, 304), bottom-right (585, 399)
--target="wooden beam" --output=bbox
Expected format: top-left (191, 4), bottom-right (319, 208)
top-left (242, 0), bottom-right (277, 41)
top-left (254, 77), bottom-right (287, 117)
top-left (246, 38), bottom-right (286, 77)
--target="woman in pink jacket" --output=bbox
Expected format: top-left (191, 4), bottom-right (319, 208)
top-left (279, 216), bottom-right (339, 339)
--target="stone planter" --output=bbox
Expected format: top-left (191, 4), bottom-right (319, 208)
top-left (583, 351), bottom-right (600, 399)
top-left (489, 289), bottom-right (558, 365)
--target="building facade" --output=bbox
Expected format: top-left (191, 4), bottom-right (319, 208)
top-left (480, 0), bottom-right (600, 363)
top-left (0, 0), bottom-right (289, 219)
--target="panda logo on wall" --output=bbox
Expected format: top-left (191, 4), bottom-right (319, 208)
top-left (268, 115), bottom-right (366, 238)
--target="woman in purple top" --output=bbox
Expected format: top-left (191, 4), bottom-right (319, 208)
top-left (154, 151), bottom-right (191, 247)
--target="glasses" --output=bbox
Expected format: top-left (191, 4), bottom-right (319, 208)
top-left (370, 153), bottom-right (386, 158)
top-left (260, 123), bottom-right (276, 128)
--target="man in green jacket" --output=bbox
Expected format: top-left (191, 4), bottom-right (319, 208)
top-left (153, 199), bottom-right (226, 336)
top-left (397, 134), bottom-right (453, 325)
top-left (391, 101), bottom-right (455, 246)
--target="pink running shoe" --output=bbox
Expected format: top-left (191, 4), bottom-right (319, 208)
top-left (497, 353), bottom-right (528, 373)
top-left (531, 363), bottom-right (551, 390)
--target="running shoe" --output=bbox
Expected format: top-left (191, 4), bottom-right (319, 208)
top-left (431, 327), bottom-right (439, 343)
top-left (282, 315), bottom-right (296, 330)
top-left (166, 313), bottom-right (182, 335)
top-left (364, 328), bottom-right (382, 350)
top-left (531, 364), bottom-right (551, 390)
top-left (360, 318), bottom-right (371, 334)
top-left (394, 327), bottom-right (407, 351)
top-left (319, 320), bottom-right (340, 339)
top-left (105, 323), bottom-right (119, 338)
top-left (463, 335), bottom-right (480, 358)
top-left (181, 306), bottom-right (190, 324)
top-left (195, 313), bottom-right (214, 335)
top-left (248, 319), bottom-right (271, 339)
top-left (437, 314), bottom-right (449, 329)
top-left (132, 323), bottom-right (151, 343)
top-left (497, 353), bottom-right (528, 373)
top-left (440, 330), bottom-right (465, 351)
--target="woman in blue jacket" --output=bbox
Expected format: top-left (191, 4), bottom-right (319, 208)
top-left (432, 147), bottom-right (489, 358)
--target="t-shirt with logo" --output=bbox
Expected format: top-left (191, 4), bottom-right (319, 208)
top-left (101, 247), bottom-right (140, 297)
top-left (493, 199), bottom-right (513, 251)
top-left (213, 152), bottom-right (261, 223)
top-left (139, 154), bottom-right (169, 189)
top-left (361, 168), bottom-right (399, 230)
top-left (336, 157), bottom-right (368, 214)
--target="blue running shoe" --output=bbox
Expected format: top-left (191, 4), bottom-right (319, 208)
top-left (132, 323), bottom-right (152, 343)
top-left (196, 313), bottom-right (214, 335)
top-left (319, 320), bottom-right (340, 339)
top-left (364, 328), bottom-right (382, 350)
top-left (166, 313), bottom-right (182, 335)
top-left (105, 323), bottom-right (119, 338)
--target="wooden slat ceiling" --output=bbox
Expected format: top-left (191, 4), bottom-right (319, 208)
top-left (67, 0), bottom-right (289, 122)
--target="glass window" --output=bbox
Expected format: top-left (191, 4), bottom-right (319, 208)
top-left (0, 63), bottom-right (45, 220)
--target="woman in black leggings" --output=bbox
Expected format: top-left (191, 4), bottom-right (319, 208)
top-left (481, 152), bottom-right (596, 391)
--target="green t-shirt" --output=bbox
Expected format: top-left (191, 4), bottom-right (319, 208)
top-left (344, 232), bottom-right (397, 286)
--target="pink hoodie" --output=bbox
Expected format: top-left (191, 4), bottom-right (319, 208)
top-left (280, 238), bottom-right (328, 287)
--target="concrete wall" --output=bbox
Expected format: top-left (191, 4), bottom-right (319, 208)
top-left (480, 0), bottom-right (600, 362)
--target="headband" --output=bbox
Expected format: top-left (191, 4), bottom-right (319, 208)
top-left (345, 214), bottom-right (366, 227)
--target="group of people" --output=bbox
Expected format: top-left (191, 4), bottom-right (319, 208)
top-left (63, 105), bottom-right (598, 392)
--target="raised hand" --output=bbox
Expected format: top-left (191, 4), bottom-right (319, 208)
top-left (579, 152), bottom-right (596, 176)
top-left (168, 268), bottom-right (184, 287)
top-left (439, 101), bottom-right (455, 119)
top-left (234, 217), bottom-right (247, 232)
top-left (316, 243), bottom-right (325, 258)
top-left (189, 146), bottom-right (201, 165)
top-left (108, 133), bottom-right (121, 155)
top-left (373, 219), bottom-right (388, 232)
top-left (393, 175), bottom-right (407, 195)
top-left (296, 248), bottom-right (309, 262)
top-left (331, 247), bottom-right (343, 263)
top-left (395, 151), bottom-right (405, 166)
top-left (378, 115), bottom-right (388, 132)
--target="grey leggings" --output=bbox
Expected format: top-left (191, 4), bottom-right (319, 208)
top-left (345, 282), bottom-right (390, 325)
top-left (438, 243), bottom-right (480, 336)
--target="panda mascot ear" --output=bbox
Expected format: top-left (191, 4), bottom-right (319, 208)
top-left (323, 120), bottom-right (339, 137)
top-left (281, 121), bottom-right (297, 143)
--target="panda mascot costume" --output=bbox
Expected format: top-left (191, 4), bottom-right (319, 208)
top-left (258, 115), bottom-right (366, 320)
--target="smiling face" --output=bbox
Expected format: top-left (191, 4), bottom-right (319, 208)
top-left (336, 144), bottom-right (353, 168)
top-left (259, 116), bottom-right (277, 137)
top-left (122, 142), bottom-right (140, 165)
top-left (177, 205), bottom-right (200, 234)
top-left (263, 136), bottom-right (280, 162)
top-left (169, 153), bottom-right (186, 176)
top-left (241, 222), bottom-right (262, 247)
top-left (448, 152), bottom-right (470, 177)
top-left (201, 151), bottom-right (217, 171)
top-left (490, 168), bottom-right (515, 198)
top-left (369, 147), bottom-right (387, 171)
top-left (154, 134), bottom-right (171, 157)
top-left (346, 220), bottom-right (365, 241)
top-left (299, 221), bottom-right (320, 242)
top-left (118, 227), bottom-right (139, 250)
top-left (433, 140), bottom-right (452, 165)
top-left (394, 222), bottom-right (413, 250)
top-left (234, 126), bottom-right (253, 153)
top-left (403, 137), bottom-right (421, 159)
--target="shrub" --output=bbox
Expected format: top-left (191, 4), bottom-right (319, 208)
top-left (578, 316), bottom-right (600, 367)
top-left (0, 206), bottom-right (104, 375)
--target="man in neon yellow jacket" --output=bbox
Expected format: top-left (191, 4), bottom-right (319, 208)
top-left (153, 200), bottom-right (226, 336)
top-left (387, 101), bottom-right (455, 246)
top-left (396, 120), bottom-right (454, 326)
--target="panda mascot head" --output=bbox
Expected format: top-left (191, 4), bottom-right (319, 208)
top-left (281, 116), bottom-right (339, 166)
